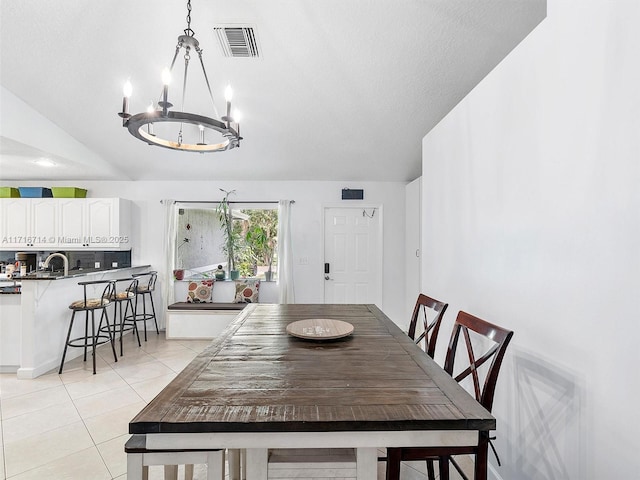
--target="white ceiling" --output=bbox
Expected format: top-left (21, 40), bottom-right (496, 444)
top-left (0, 0), bottom-right (545, 182)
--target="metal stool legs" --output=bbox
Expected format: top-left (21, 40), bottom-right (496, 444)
top-left (116, 294), bottom-right (141, 355)
top-left (132, 290), bottom-right (160, 341)
top-left (59, 280), bottom-right (118, 375)
top-left (128, 271), bottom-right (160, 342)
top-left (105, 278), bottom-right (143, 355)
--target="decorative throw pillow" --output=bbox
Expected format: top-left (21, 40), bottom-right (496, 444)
top-left (186, 280), bottom-right (214, 303)
top-left (233, 279), bottom-right (260, 303)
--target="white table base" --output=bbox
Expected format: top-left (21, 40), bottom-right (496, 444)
top-left (127, 430), bottom-right (478, 480)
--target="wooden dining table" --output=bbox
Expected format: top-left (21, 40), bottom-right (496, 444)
top-left (128, 303), bottom-right (495, 479)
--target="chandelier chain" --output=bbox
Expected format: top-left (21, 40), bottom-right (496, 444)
top-left (185, 0), bottom-right (194, 37)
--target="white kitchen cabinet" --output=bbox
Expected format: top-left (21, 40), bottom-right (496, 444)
top-left (57, 198), bottom-right (87, 248)
top-left (85, 198), bottom-right (131, 249)
top-left (0, 198), bottom-right (131, 251)
top-left (30, 198), bottom-right (58, 246)
top-left (0, 198), bottom-right (57, 249)
top-left (58, 198), bottom-right (131, 250)
top-left (1, 198), bottom-right (30, 248)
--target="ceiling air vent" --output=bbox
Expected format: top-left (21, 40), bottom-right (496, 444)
top-left (214, 26), bottom-right (260, 58)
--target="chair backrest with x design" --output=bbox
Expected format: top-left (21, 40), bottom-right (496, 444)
top-left (443, 311), bottom-right (514, 412)
top-left (407, 294), bottom-right (448, 358)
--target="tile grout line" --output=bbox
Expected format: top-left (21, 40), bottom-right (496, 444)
top-left (61, 352), bottom-right (119, 480)
top-left (1, 376), bottom-right (83, 479)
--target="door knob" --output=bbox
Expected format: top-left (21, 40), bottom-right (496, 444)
top-left (324, 275), bottom-right (332, 280)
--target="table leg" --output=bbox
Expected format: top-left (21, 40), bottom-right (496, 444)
top-left (242, 448), bottom-right (247, 480)
top-left (127, 453), bottom-right (144, 480)
top-left (356, 447), bottom-right (378, 480)
top-left (245, 448), bottom-right (268, 480)
top-left (475, 431), bottom-right (490, 480)
top-left (229, 448), bottom-right (242, 480)
top-left (207, 451), bottom-right (224, 480)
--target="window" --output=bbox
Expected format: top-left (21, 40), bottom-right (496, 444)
top-left (174, 205), bottom-right (278, 281)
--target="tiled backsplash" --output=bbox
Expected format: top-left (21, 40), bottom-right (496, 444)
top-left (0, 250), bottom-right (132, 273)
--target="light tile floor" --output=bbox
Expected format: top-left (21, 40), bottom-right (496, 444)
top-left (0, 332), bottom-right (467, 479)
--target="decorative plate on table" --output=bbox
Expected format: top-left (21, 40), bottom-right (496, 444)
top-left (286, 318), bottom-right (354, 340)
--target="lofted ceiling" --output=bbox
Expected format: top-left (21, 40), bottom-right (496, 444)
top-left (0, 0), bottom-right (545, 182)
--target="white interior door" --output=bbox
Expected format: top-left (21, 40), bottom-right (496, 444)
top-left (323, 207), bottom-right (382, 305)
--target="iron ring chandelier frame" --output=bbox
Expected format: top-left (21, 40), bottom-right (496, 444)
top-left (126, 111), bottom-right (240, 152)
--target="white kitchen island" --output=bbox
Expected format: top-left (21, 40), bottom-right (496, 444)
top-left (12, 266), bottom-right (150, 379)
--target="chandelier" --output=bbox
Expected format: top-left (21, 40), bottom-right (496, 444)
top-left (118, 0), bottom-right (242, 152)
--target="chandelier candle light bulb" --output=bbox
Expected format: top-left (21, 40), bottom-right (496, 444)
top-left (118, 80), bottom-right (133, 125)
top-left (122, 81), bottom-right (132, 113)
top-left (223, 84), bottom-right (233, 126)
top-left (234, 109), bottom-right (242, 138)
top-left (146, 102), bottom-right (156, 136)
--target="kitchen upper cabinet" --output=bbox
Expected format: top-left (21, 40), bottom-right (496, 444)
top-left (31, 199), bottom-right (58, 245)
top-left (1, 198), bottom-right (31, 248)
top-left (0, 198), bottom-right (131, 251)
top-left (0, 198), bottom-right (57, 248)
top-left (57, 199), bottom-right (87, 248)
top-left (59, 198), bottom-right (131, 250)
top-left (85, 198), bottom-right (131, 249)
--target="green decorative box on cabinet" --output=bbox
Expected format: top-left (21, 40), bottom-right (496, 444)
top-left (51, 187), bottom-right (88, 198)
top-left (0, 187), bottom-right (20, 198)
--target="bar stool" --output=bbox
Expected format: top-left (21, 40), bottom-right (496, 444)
top-left (59, 280), bottom-right (118, 375)
top-left (104, 278), bottom-right (141, 356)
top-left (127, 271), bottom-right (159, 341)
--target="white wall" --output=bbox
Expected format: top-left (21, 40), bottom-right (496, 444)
top-left (16, 180), bottom-right (407, 327)
top-left (421, 1), bottom-right (640, 478)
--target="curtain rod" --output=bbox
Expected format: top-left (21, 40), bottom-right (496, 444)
top-left (162, 200), bottom-right (294, 205)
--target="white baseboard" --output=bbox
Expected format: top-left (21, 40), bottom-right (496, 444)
top-left (17, 347), bottom-right (86, 379)
top-left (17, 358), bottom-right (58, 379)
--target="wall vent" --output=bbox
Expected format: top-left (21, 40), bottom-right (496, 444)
top-left (214, 26), bottom-right (260, 58)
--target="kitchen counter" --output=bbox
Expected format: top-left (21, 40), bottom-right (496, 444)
top-left (0, 280), bottom-right (21, 294)
top-left (0, 266), bottom-right (150, 294)
top-left (20, 265), bottom-right (147, 281)
top-left (1, 265), bottom-right (153, 377)
top-left (0, 286), bottom-right (21, 294)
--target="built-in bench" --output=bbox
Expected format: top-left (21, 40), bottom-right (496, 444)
top-left (165, 302), bottom-right (247, 339)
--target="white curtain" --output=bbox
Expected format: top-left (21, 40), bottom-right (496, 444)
top-left (277, 200), bottom-right (295, 303)
top-left (162, 200), bottom-right (177, 314)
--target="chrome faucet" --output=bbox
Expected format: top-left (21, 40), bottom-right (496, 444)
top-left (43, 253), bottom-right (69, 277)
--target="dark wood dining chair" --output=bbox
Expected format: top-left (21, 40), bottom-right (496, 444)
top-left (407, 293), bottom-right (448, 358)
top-left (386, 311), bottom-right (514, 480)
